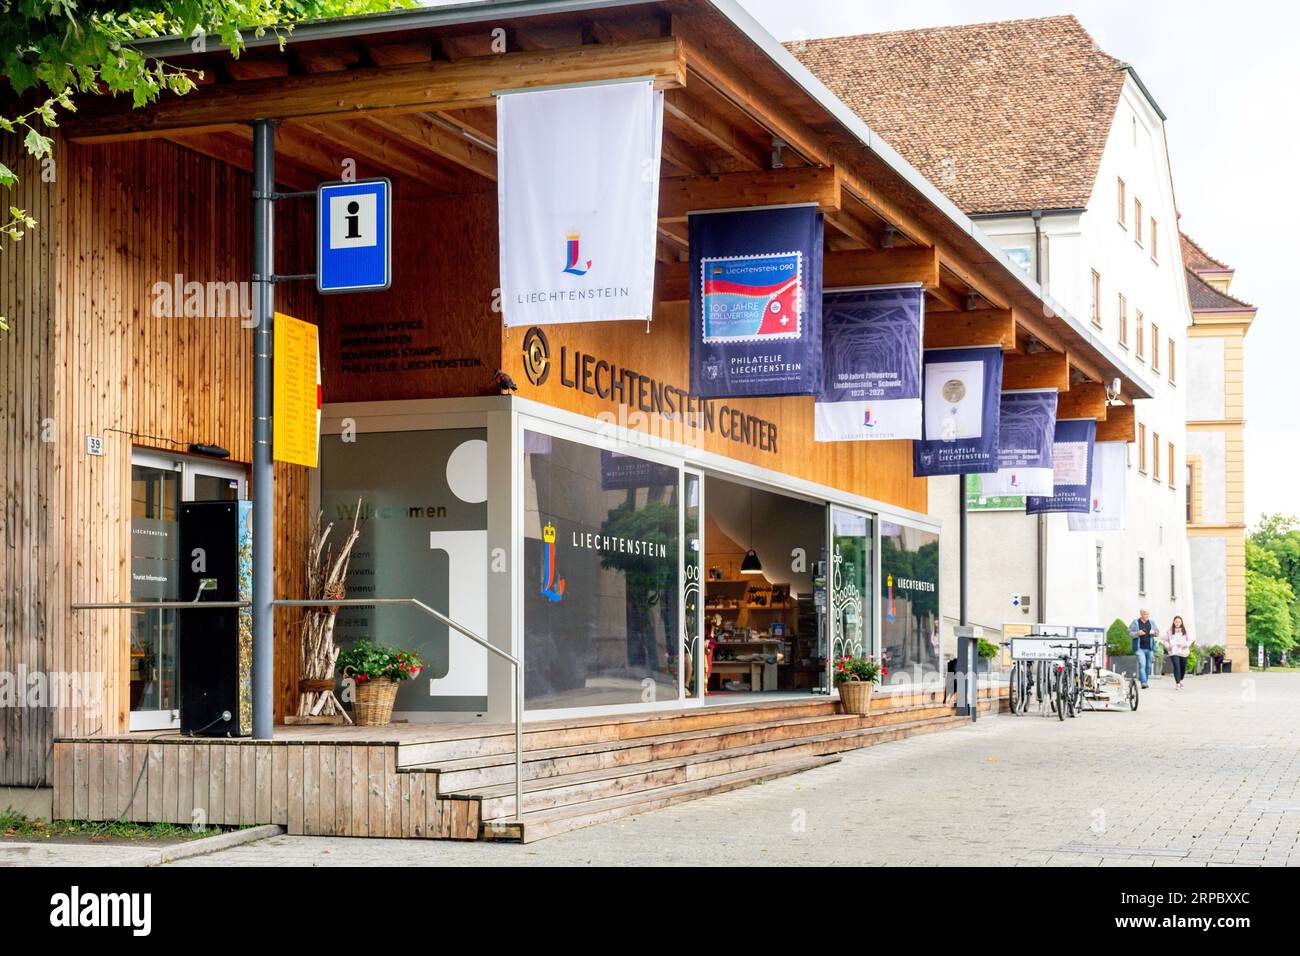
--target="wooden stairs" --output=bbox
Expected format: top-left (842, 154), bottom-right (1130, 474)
top-left (399, 690), bottom-right (1004, 843)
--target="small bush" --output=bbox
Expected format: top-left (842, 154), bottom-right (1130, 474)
top-left (1106, 618), bottom-right (1132, 656)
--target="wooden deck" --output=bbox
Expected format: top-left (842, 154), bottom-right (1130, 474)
top-left (53, 685), bottom-right (1006, 842)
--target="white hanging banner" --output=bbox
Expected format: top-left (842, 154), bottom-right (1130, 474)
top-left (1068, 440), bottom-right (1128, 531)
top-left (497, 80), bottom-right (663, 328)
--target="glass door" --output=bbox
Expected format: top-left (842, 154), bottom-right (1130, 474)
top-left (683, 469), bottom-right (704, 700)
top-left (830, 507), bottom-right (874, 687)
top-left (129, 451), bottom-right (246, 730)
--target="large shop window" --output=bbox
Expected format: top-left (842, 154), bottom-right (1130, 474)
top-left (321, 428), bottom-right (489, 714)
top-left (524, 431), bottom-right (680, 710)
top-left (880, 520), bottom-right (941, 685)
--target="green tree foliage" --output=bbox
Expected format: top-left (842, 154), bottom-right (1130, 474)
top-left (0, 0), bottom-right (412, 330)
top-left (1247, 516), bottom-right (1300, 662)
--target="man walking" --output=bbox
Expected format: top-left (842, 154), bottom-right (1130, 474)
top-left (1128, 609), bottom-right (1159, 689)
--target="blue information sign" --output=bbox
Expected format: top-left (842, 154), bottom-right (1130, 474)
top-left (317, 178), bottom-right (391, 294)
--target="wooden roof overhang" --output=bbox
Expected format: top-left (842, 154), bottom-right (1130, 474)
top-left (62, 0), bottom-right (1149, 426)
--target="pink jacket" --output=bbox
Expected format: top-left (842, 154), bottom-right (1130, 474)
top-left (1165, 627), bottom-right (1193, 657)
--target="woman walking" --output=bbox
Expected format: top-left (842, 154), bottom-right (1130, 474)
top-left (1165, 615), bottom-right (1193, 689)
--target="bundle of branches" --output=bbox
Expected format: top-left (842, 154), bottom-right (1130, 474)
top-left (296, 499), bottom-right (364, 721)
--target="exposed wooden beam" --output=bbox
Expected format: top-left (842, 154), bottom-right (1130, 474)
top-left (658, 166), bottom-right (839, 223)
top-left (1056, 383), bottom-right (1109, 421)
top-left (365, 113), bottom-right (497, 181)
top-left (365, 41), bottom-right (433, 67)
top-left (662, 88), bottom-right (768, 170)
top-left (1095, 403), bottom-right (1136, 442)
top-left (923, 309), bottom-right (1016, 351)
top-left (223, 58), bottom-right (289, 81)
top-left (301, 120), bottom-right (466, 191)
top-left (67, 38), bottom-right (686, 142)
top-left (165, 131), bottom-right (318, 192)
top-left (823, 245), bottom-right (939, 291)
top-left (926, 283), bottom-right (964, 312)
top-left (1002, 351), bottom-right (1071, 392)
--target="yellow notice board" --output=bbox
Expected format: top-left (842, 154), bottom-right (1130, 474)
top-left (1002, 623), bottom-right (1031, 667)
top-left (273, 311), bottom-right (320, 468)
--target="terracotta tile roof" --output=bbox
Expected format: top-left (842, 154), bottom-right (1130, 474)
top-left (1185, 268), bottom-right (1255, 312)
top-left (789, 15), bottom-right (1128, 214)
top-left (1179, 231), bottom-right (1231, 273)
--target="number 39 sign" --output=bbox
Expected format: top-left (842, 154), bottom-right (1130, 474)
top-left (317, 178), bottom-right (391, 294)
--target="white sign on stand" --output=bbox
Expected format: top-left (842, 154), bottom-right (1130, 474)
top-left (1010, 636), bottom-right (1078, 661)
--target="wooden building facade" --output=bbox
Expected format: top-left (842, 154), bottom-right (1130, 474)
top-left (3, 0), bottom-right (1144, 803)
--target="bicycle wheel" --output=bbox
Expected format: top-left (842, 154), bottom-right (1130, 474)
top-left (1053, 668), bottom-right (1066, 721)
top-left (1066, 666), bottom-right (1079, 717)
top-left (1009, 663), bottom-right (1024, 714)
top-left (1128, 677), bottom-right (1140, 711)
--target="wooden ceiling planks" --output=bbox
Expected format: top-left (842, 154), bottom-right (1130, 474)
top-left (64, 2), bottom-right (1141, 395)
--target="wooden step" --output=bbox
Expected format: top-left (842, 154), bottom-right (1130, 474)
top-left (406, 701), bottom-right (958, 792)
top-left (463, 710), bottom-right (988, 819)
top-left (395, 697), bottom-right (842, 766)
top-left (481, 754), bottom-right (842, 843)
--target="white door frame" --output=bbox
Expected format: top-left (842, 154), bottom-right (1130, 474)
top-left (128, 450), bottom-right (248, 730)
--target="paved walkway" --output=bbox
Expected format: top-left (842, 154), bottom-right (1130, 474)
top-left (6, 673), bottom-right (1298, 866)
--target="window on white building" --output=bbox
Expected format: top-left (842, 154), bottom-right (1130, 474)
top-left (1091, 270), bottom-right (1102, 327)
top-left (1170, 563), bottom-right (1177, 601)
top-left (1117, 177), bottom-right (1126, 227)
top-left (1139, 555), bottom-right (1147, 596)
top-left (1096, 545), bottom-right (1104, 590)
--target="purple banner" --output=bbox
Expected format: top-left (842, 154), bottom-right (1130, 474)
top-left (913, 346), bottom-right (1004, 477)
top-left (814, 286), bottom-right (924, 442)
top-left (1026, 418), bottom-right (1097, 514)
top-left (979, 389), bottom-right (1058, 497)
top-left (690, 206), bottom-right (823, 397)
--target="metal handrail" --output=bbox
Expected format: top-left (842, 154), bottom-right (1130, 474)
top-left (72, 600), bottom-right (250, 609)
top-left (72, 595), bottom-right (526, 828)
top-left (273, 598), bottom-right (524, 828)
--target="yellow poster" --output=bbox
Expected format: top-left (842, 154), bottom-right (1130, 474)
top-left (1002, 623), bottom-right (1032, 667)
top-left (273, 311), bottom-right (320, 468)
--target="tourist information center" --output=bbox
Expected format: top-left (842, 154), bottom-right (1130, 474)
top-left (319, 314), bottom-right (944, 722)
top-left (2, 0), bottom-right (1148, 799)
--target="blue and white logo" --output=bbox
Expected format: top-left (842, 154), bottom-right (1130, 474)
top-left (317, 178), bottom-right (391, 293)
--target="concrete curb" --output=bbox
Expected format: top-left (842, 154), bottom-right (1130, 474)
top-left (154, 824), bottom-right (284, 865)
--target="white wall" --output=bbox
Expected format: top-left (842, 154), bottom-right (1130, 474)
top-left (940, 73), bottom-right (1195, 637)
top-left (1187, 337), bottom-right (1226, 421)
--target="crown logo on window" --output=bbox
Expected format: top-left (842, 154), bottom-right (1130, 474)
top-left (542, 522), bottom-right (556, 543)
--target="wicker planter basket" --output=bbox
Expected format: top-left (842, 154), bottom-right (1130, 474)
top-left (838, 679), bottom-right (873, 715)
top-left (352, 677), bottom-right (400, 727)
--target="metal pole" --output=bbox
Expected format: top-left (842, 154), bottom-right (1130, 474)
top-left (251, 120), bottom-right (275, 740)
top-left (1032, 209), bottom-right (1047, 626)
top-left (515, 664), bottom-right (524, 823)
top-left (958, 475), bottom-right (968, 627)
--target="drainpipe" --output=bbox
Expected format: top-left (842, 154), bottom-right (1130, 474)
top-left (1032, 209), bottom-right (1046, 624)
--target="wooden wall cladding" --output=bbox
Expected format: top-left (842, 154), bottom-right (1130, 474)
top-left (1, 140), bottom-right (61, 788)
top-left (499, 304), bottom-right (928, 514)
top-left (2, 137), bottom-right (317, 785)
top-left (321, 189), bottom-right (502, 403)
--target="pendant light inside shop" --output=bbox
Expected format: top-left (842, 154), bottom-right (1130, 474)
top-left (740, 486), bottom-right (763, 575)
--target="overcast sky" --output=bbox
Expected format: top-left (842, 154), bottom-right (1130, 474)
top-left (735, 0), bottom-right (1298, 525)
